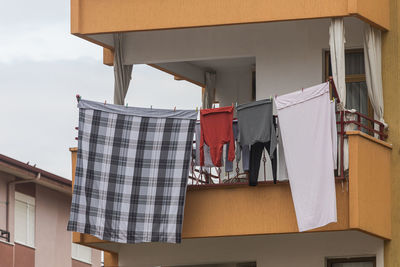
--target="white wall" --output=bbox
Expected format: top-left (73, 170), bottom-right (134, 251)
top-left (119, 17), bottom-right (364, 102)
top-left (215, 66), bottom-right (253, 108)
top-left (119, 231), bottom-right (384, 267)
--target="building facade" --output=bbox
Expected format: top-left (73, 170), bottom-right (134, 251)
top-left (68, 0), bottom-right (400, 266)
top-left (0, 154), bottom-right (101, 267)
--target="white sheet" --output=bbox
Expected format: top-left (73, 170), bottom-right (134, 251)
top-left (275, 82), bottom-right (337, 232)
top-left (331, 100), bottom-right (338, 169)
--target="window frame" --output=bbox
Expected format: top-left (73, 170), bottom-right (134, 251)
top-left (324, 48), bottom-right (374, 120)
top-left (324, 48), bottom-right (366, 83)
top-left (14, 192), bottom-right (35, 248)
top-left (327, 256), bottom-right (376, 267)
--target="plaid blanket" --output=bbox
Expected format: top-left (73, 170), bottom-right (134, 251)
top-left (67, 100), bottom-right (196, 244)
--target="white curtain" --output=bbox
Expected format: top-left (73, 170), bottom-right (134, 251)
top-left (113, 33), bottom-right (133, 105)
top-left (364, 24), bottom-right (386, 127)
top-left (329, 18), bottom-right (346, 109)
top-left (202, 71), bottom-right (216, 109)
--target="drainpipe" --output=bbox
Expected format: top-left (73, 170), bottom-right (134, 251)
top-left (5, 172), bottom-right (41, 237)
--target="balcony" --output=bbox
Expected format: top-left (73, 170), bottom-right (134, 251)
top-left (70, 107), bottom-right (391, 254)
top-left (69, 14), bottom-right (392, 252)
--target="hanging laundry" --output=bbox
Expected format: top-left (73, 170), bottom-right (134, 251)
top-left (225, 121), bottom-right (250, 173)
top-left (200, 106), bottom-right (235, 167)
top-left (194, 123), bottom-right (222, 167)
top-left (276, 125), bottom-right (289, 180)
top-left (330, 100), bottom-right (338, 169)
top-left (249, 141), bottom-right (277, 185)
top-left (67, 99), bottom-right (197, 244)
top-left (237, 99), bottom-right (277, 185)
top-left (275, 82), bottom-right (337, 232)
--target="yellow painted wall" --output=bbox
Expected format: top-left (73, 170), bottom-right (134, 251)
top-left (382, 0), bottom-right (400, 265)
top-left (104, 251), bottom-right (118, 267)
top-left (71, 0), bottom-right (389, 37)
top-left (350, 0), bottom-right (390, 29)
top-left (103, 48), bottom-right (114, 66)
top-left (182, 182), bottom-right (349, 238)
top-left (348, 131), bottom-right (392, 239)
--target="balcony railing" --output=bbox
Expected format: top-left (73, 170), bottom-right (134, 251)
top-left (188, 107), bottom-right (387, 187)
top-left (0, 229), bottom-right (10, 243)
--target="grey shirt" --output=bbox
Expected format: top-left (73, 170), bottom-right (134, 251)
top-left (237, 99), bottom-right (277, 157)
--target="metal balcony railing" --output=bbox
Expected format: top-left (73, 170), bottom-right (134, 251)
top-left (0, 229), bottom-right (10, 243)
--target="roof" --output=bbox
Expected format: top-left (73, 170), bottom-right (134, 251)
top-left (0, 154), bottom-right (72, 187)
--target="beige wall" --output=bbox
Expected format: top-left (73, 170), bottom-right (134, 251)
top-left (0, 171), bottom-right (101, 267)
top-left (119, 231), bottom-right (383, 267)
top-left (35, 184), bottom-right (102, 267)
top-left (35, 185), bottom-right (73, 267)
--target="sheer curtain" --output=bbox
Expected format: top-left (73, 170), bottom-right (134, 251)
top-left (113, 33), bottom-right (133, 105)
top-left (329, 18), bottom-right (346, 108)
top-left (202, 71), bottom-right (216, 109)
top-left (364, 24), bottom-right (386, 129)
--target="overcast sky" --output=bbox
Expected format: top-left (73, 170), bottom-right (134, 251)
top-left (0, 0), bottom-right (201, 179)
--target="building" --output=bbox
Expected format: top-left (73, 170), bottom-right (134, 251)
top-left (0, 154), bottom-right (101, 267)
top-left (68, 0), bottom-right (400, 266)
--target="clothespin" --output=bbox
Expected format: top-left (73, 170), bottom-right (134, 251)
top-left (104, 100), bottom-right (107, 105)
top-left (196, 107), bottom-right (198, 112)
top-left (150, 105), bottom-right (152, 110)
top-left (174, 106), bottom-right (176, 112)
top-left (235, 102), bottom-right (238, 108)
top-left (274, 94), bottom-right (277, 99)
top-left (302, 88), bottom-right (304, 92)
top-left (232, 102), bottom-right (234, 107)
top-left (270, 95), bottom-right (272, 101)
top-left (76, 94), bottom-right (81, 102)
top-left (126, 102), bottom-right (128, 108)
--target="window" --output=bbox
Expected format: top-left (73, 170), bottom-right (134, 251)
top-left (327, 257), bottom-right (376, 267)
top-left (14, 192), bottom-right (35, 247)
top-left (325, 49), bottom-right (372, 118)
top-left (72, 241), bottom-right (92, 264)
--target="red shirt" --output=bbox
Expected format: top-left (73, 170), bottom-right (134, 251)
top-left (200, 106), bottom-right (235, 167)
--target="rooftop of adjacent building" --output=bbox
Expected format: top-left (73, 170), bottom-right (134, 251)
top-left (0, 153), bottom-right (72, 194)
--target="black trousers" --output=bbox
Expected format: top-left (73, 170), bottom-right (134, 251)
top-left (249, 141), bottom-right (277, 186)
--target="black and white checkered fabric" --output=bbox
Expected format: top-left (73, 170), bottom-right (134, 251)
top-left (67, 100), bottom-right (197, 244)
